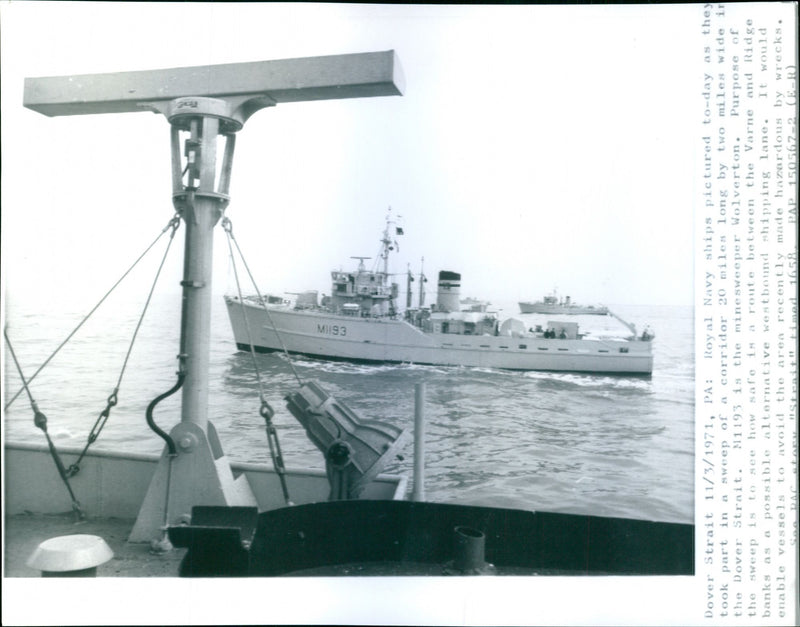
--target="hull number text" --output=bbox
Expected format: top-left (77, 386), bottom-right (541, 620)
top-left (317, 324), bottom-right (347, 336)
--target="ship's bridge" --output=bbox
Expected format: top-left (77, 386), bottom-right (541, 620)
top-left (329, 266), bottom-right (398, 316)
top-left (331, 270), bottom-right (393, 299)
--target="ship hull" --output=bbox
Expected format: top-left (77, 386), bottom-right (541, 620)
top-left (226, 297), bottom-right (653, 374)
top-left (4, 441), bottom-right (406, 518)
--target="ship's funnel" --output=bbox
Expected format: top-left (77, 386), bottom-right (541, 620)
top-left (436, 271), bottom-right (461, 313)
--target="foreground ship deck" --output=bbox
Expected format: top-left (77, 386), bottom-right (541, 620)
top-left (4, 445), bottom-right (693, 579)
top-left (4, 513), bottom-right (184, 577)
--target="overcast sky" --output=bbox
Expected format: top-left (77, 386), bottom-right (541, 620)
top-left (1, 2), bottom-right (700, 312)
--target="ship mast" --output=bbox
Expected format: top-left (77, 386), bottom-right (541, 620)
top-left (24, 51), bottom-right (404, 542)
top-left (378, 210), bottom-right (395, 278)
top-left (406, 264), bottom-right (414, 309)
top-left (419, 257), bottom-right (427, 307)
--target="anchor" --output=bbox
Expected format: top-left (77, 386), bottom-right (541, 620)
top-left (23, 52), bottom-right (404, 543)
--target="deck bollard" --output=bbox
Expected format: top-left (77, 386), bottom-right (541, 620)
top-left (444, 525), bottom-right (496, 575)
top-left (453, 526), bottom-right (486, 571)
top-left (27, 534), bottom-right (113, 577)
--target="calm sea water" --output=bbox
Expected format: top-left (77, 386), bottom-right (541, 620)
top-left (3, 295), bottom-right (694, 524)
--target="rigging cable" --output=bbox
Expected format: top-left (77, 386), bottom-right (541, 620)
top-left (222, 217), bottom-right (303, 386)
top-left (67, 215), bottom-right (183, 476)
top-left (222, 216), bottom-right (295, 504)
top-left (4, 216), bottom-right (186, 411)
top-left (4, 328), bottom-right (84, 520)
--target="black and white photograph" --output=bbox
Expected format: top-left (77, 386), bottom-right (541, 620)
top-left (1, 2), bottom-right (796, 625)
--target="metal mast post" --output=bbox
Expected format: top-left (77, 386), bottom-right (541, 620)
top-left (170, 109), bottom-right (231, 430)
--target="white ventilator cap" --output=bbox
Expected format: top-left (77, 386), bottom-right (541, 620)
top-left (27, 534), bottom-right (113, 573)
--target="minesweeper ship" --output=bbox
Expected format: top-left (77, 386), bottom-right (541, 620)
top-left (519, 293), bottom-right (610, 316)
top-left (226, 218), bottom-right (654, 374)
